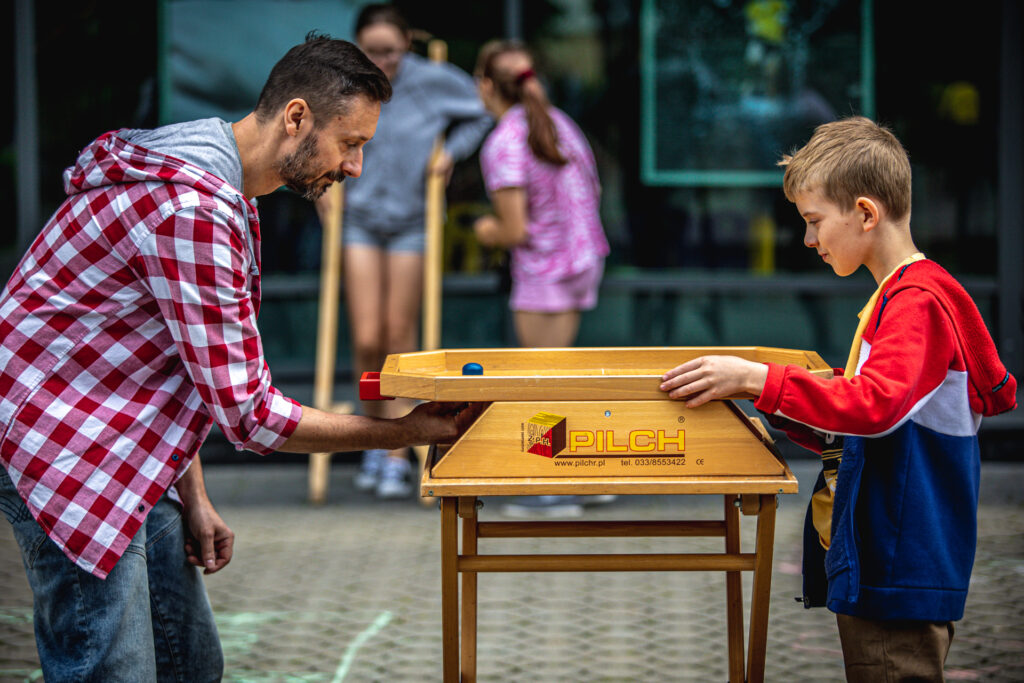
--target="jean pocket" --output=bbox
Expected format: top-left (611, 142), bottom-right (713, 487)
top-left (144, 498), bottom-right (181, 553)
top-left (11, 516), bottom-right (56, 571)
top-left (0, 472), bottom-right (34, 525)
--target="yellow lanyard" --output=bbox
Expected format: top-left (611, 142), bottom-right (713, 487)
top-left (843, 253), bottom-right (926, 379)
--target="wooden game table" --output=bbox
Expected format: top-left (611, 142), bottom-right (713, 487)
top-left (363, 347), bottom-right (832, 683)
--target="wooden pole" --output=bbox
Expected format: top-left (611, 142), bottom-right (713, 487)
top-left (416, 38), bottom-right (449, 501)
top-left (309, 182), bottom-right (345, 504)
top-left (422, 38), bottom-right (447, 352)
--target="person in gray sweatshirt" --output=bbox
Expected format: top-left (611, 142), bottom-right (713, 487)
top-left (328, 4), bottom-right (491, 498)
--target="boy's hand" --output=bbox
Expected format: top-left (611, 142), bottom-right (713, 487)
top-left (659, 356), bottom-right (768, 407)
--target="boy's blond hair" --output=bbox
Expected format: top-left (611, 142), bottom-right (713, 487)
top-left (779, 116), bottom-right (912, 221)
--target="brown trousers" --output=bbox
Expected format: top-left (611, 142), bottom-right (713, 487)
top-left (837, 613), bottom-right (954, 682)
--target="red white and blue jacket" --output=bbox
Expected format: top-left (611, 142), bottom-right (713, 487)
top-left (754, 259), bottom-right (1016, 621)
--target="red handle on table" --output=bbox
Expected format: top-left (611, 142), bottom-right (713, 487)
top-left (359, 371), bottom-right (395, 400)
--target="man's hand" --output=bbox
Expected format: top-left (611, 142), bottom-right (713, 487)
top-left (398, 401), bottom-right (487, 445)
top-left (182, 498), bottom-right (234, 575)
top-left (174, 457), bottom-right (234, 574)
top-left (660, 355), bottom-right (768, 407)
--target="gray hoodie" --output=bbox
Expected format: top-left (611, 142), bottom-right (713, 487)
top-left (344, 52), bottom-right (492, 231)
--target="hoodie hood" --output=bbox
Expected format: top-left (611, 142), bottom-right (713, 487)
top-left (888, 259), bottom-right (1017, 416)
top-left (62, 129), bottom-right (253, 218)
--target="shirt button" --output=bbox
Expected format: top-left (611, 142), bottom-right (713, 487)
top-left (138, 505), bottom-right (145, 513)
top-left (171, 454), bottom-right (180, 462)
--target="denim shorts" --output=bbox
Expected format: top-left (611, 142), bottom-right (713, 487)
top-left (343, 215), bottom-right (425, 253)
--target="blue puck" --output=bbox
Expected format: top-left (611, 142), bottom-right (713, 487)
top-left (461, 362), bottom-right (484, 375)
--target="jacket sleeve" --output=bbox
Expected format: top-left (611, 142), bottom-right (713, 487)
top-left (134, 201), bottom-right (301, 454)
top-left (754, 289), bottom-right (957, 437)
top-left (431, 62), bottom-right (493, 162)
top-left (762, 413), bottom-right (828, 454)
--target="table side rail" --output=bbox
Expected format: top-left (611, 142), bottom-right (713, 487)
top-left (457, 552), bottom-right (757, 572)
top-left (476, 520), bottom-right (726, 538)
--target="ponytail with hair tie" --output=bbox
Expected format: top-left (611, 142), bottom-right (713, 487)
top-left (514, 69), bottom-right (536, 86)
top-left (477, 40), bottom-right (567, 166)
top-left (517, 69), bottom-right (566, 166)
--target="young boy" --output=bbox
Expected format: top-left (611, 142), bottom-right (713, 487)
top-left (659, 116), bottom-right (1017, 681)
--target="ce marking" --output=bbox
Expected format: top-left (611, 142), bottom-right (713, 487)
top-left (695, 458), bottom-right (705, 466)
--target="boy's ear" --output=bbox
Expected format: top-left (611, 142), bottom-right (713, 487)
top-left (855, 196), bottom-right (880, 233)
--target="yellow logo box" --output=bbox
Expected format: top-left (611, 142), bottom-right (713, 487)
top-left (525, 412), bottom-right (566, 457)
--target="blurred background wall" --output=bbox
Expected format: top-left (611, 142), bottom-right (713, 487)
top-left (5, 0), bottom-right (1023, 456)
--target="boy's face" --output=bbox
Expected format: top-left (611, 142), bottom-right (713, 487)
top-left (794, 188), bottom-right (869, 277)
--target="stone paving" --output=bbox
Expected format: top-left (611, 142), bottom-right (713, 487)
top-left (1, 459), bottom-right (1023, 682)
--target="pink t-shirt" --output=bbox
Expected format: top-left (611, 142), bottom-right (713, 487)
top-left (480, 104), bottom-right (610, 283)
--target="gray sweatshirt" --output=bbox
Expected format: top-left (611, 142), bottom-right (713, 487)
top-left (121, 118), bottom-right (243, 193)
top-left (117, 118), bottom-right (260, 261)
top-left (344, 52), bottom-right (492, 231)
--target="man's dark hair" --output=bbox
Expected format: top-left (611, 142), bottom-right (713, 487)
top-left (254, 32), bottom-right (391, 125)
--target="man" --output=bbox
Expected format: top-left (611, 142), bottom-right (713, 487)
top-left (0, 34), bottom-right (475, 681)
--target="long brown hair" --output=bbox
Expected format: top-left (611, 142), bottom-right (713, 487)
top-left (475, 40), bottom-right (567, 166)
top-left (354, 4), bottom-right (410, 36)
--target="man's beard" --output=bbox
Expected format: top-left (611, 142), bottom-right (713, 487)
top-left (275, 129), bottom-right (344, 201)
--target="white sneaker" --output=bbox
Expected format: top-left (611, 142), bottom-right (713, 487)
top-left (500, 496), bottom-right (584, 518)
top-left (354, 449), bottom-right (387, 491)
top-left (376, 456), bottom-right (413, 499)
top-left (578, 494), bottom-right (618, 506)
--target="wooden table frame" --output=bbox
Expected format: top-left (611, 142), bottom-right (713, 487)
top-left (374, 347), bottom-right (820, 679)
top-left (426, 462), bottom-right (794, 683)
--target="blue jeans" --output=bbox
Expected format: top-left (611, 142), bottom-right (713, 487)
top-left (0, 467), bottom-right (223, 682)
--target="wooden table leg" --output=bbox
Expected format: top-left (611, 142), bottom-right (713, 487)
top-left (724, 495), bottom-right (744, 683)
top-left (441, 497), bottom-right (459, 682)
top-left (746, 494), bottom-right (777, 683)
top-left (459, 497), bottom-right (479, 682)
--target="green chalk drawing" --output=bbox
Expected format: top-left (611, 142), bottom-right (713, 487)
top-left (331, 611), bottom-right (393, 683)
top-left (0, 607), bottom-right (33, 625)
top-left (211, 609), bottom-right (396, 681)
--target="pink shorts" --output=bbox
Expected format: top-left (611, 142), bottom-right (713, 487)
top-left (510, 261), bottom-right (604, 313)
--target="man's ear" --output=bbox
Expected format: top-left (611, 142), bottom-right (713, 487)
top-left (855, 196), bottom-right (880, 233)
top-left (283, 98), bottom-right (312, 137)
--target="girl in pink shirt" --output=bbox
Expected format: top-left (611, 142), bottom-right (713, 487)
top-left (474, 41), bottom-right (610, 348)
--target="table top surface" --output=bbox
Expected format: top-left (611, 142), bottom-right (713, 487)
top-left (381, 347), bottom-right (832, 401)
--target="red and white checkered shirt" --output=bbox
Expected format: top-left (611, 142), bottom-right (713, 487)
top-left (0, 130), bottom-right (302, 578)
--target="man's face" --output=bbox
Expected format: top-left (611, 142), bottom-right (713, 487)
top-left (276, 95), bottom-right (380, 201)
